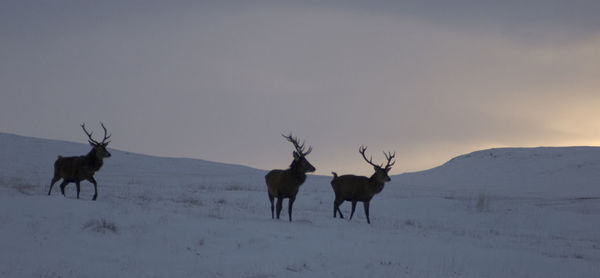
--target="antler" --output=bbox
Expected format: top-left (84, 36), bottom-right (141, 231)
top-left (360, 146), bottom-right (396, 170)
top-left (81, 122), bottom-right (111, 145)
top-left (383, 151), bottom-right (396, 170)
top-left (282, 133), bottom-right (312, 156)
top-left (359, 145), bottom-right (380, 168)
top-left (99, 122), bottom-right (111, 145)
top-left (81, 123), bottom-right (100, 145)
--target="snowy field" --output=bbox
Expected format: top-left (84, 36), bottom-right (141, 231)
top-left (1, 132), bottom-right (599, 278)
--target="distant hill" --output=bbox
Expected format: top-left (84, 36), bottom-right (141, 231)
top-left (0, 132), bottom-right (267, 190)
top-left (396, 147), bottom-right (600, 197)
top-left (2, 132), bottom-right (599, 198)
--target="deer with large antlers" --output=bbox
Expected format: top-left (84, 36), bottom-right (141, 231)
top-left (47, 123), bottom-right (111, 200)
top-left (265, 133), bottom-right (315, 221)
top-left (331, 146), bottom-right (395, 224)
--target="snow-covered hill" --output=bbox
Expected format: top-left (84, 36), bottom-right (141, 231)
top-left (0, 132), bottom-right (266, 190)
top-left (1, 133), bottom-right (599, 277)
top-left (398, 147), bottom-right (600, 197)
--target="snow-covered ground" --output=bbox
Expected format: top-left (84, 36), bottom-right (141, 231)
top-left (1, 132), bottom-right (599, 277)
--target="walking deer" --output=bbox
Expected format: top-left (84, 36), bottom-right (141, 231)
top-left (331, 146), bottom-right (395, 224)
top-left (265, 133), bottom-right (315, 221)
top-left (48, 123), bottom-right (111, 200)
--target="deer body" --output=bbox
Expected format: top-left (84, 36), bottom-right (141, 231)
top-left (331, 146), bottom-right (395, 224)
top-left (48, 123), bottom-right (111, 200)
top-left (266, 168), bottom-right (307, 199)
top-left (55, 151), bottom-right (105, 182)
top-left (266, 134), bottom-right (315, 221)
top-left (331, 174), bottom-right (384, 202)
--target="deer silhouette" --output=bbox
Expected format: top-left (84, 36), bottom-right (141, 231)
top-left (48, 123), bottom-right (111, 200)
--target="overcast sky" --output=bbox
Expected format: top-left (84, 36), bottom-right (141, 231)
top-left (2, 1), bottom-right (599, 175)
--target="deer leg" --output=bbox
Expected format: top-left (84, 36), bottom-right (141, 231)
top-left (59, 180), bottom-right (69, 196)
top-left (334, 198), bottom-right (344, 219)
top-left (48, 176), bottom-right (60, 196)
top-left (268, 194), bottom-right (275, 219)
top-left (75, 181), bottom-right (81, 199)
top-left (288, 196), bottom-right (296, 222)
top-left (363, 202), bottom-right (371, 224)
top-left (275, 197), bottom-right (283, 219)
top-left (88, 177), bottom-right (98, 201)
top-left (349, 201), bottom-right (357, 221)
top-left (337, 206), bottom-right (345, 219)
top-left (333, 199), bottom-right (337, 218)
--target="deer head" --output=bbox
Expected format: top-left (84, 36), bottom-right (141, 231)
top-left (359, 145), bottom-right (395, 182)
top-left (283, 133), bottom-right (315, 173)
top-left (81, 122), bottom-right (112, 158)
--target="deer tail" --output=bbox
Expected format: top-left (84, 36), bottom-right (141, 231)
top-left (54, 156), bottom-right (63, 167)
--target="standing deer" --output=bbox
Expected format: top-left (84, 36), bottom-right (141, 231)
top-left (48, 123), bottom-right (111, 200)
top-left (265, 133), bottom-right (315, 221)
top-left (331, 146), bottom-right (395, 224)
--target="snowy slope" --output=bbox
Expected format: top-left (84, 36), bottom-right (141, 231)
top-left (0, 132), bottom-right (266, 190)
top-left (397, 147), bottom-right (600, 197)
top-left (1, 133), bottom-right (599, 278)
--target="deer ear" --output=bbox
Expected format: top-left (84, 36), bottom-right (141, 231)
top-left (89, 141), bottom-right (96, 146)
top-left (293, 151), bottom-right (300, 160)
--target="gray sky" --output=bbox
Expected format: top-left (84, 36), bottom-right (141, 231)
top-left (2, 1), bottom-right (600, 175)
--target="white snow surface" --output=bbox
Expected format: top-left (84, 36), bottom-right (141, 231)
top-left (1, 132), bottom-right (599, 277)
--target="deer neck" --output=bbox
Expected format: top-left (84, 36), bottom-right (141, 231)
top-left (289, 162), bottom-right (307, 184)
top-left (368, 174), bottom-right (386, 194)
top-left (85, 149), bottom-right (104, 171)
